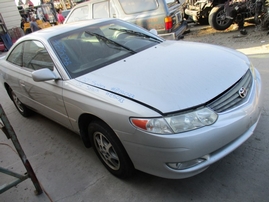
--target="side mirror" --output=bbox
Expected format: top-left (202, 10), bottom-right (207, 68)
top-left (32, 68), bottom-right (60, 82)
top-left (149, 29), bottom-right (158, 35)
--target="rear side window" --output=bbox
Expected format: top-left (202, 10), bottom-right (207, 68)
top-left (7, 43), bottom-right (23, 66)
top-left (93, 1), bottom-right (109, 18)
top-left (66, 5), bottom-right (89, 23)
top-left (119, 0), bottom-right (158, 14)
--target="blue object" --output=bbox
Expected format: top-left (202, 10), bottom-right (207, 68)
top-left (0, 33), bottom-right (13, 50)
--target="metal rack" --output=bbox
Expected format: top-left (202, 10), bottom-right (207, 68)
top-left (0, 104), bottom-right (43, 195)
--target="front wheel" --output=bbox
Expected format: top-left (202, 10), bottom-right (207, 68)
top-left (88, 121), bottom-right (135, 178)
top-left (209, 5), bottom-right (233, 30)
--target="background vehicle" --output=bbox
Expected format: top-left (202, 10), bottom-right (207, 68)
top-left (184, 0), bottom-right (226, 24)
top-left (62, 9), bottom-right (70, 18)
top-left (64, 0), bottom-right (188, 40)
top-left (208, 0), bottom-right (269, 30)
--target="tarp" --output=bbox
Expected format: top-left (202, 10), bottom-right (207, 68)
top-left (0, 33), bottom-right (13, 51)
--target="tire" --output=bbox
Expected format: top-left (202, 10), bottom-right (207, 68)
top-left (209, 5), bottom-right (233, 30)
top-left (8, 88), bottom-right (32, 117)
top-left (88, 121), bottom-right (135, 178)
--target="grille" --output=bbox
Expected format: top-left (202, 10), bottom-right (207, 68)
top-left (207, 70), bottom-right (253, 113)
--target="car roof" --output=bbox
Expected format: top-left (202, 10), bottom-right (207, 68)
top-left (19, 18), bottom-right (114, 41)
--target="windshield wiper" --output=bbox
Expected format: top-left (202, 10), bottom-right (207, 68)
top-left (85, 31), bottom-right (136, 54)
top-left (109, 28), bottom-right (163, 43)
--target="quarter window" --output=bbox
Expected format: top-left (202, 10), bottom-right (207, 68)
top-left (119, 0), bottom-right (158, 14)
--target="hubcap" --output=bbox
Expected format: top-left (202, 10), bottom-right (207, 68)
top-left (93, 132), bottom-right (120, 170)
top-left (216, 10), bottom-right (230, 26)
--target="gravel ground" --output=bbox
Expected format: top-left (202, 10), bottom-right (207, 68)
top-left (183, 22), bottom-right (269, 50)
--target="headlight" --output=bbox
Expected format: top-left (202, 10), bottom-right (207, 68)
top-left (130, 107), bottom-right (218, 134)
top-left (165, 108), bottom-right (218, 133)
top-left (131, 118), bottom-right (173, 134)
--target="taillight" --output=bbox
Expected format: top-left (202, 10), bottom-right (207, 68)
top-left (165, 16), bottom-right (172, 30)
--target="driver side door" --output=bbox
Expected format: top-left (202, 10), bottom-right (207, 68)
top-left (6, 40), bottom-right (72, 129)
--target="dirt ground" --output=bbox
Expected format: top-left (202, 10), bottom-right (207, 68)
top-left (183, 22), bottom-right (269, 50)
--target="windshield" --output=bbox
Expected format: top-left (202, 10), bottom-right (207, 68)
top-left (50, 20), bottom-right (163, 78)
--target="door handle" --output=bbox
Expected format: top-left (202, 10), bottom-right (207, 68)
top-left (19, 80), bottom-right (25, 87)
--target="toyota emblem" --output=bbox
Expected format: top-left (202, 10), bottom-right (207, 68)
top-left (238, 87), bottom-right (247, 98)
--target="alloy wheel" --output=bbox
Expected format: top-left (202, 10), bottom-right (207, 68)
top-left (93, 131), bottom-right (120, 170)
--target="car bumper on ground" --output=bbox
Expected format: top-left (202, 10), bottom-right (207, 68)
top-left (122, 68), bottom-right (262, 179)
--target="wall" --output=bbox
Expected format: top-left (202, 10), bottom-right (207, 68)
top-left (0, 0), bottom-right (22, 30)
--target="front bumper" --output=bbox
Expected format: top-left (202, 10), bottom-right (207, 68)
top-left (122, 68), bottom-right (263, 179)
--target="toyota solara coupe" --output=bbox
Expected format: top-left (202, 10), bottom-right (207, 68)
top-left (0, 18), bottom-right (262, 179)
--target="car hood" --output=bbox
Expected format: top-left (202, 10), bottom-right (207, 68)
top-left (76, 40), bottom-right (250, 114)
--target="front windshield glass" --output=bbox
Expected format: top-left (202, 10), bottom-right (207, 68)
top-left (50, 19), bottom-right (162, 78)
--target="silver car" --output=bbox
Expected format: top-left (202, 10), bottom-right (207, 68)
top-left (0, 18), bottom-right (262, 179)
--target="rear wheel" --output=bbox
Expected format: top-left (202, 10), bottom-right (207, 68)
top-left (88, 121), bottom-right (135, 178)
top-left (209, 5), bottom-right (233, 30)
top-left (8, 87), bottom-right (32, 117)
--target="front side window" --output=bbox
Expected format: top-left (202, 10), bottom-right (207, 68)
top-left (7, 40), bottom-right (54, 71)
top-left (28, 49), bottom-right (54, 71)
top-left (22, 41), bottom-right (54, 71)
top-left (119, 0), bottom-right (158, 14)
